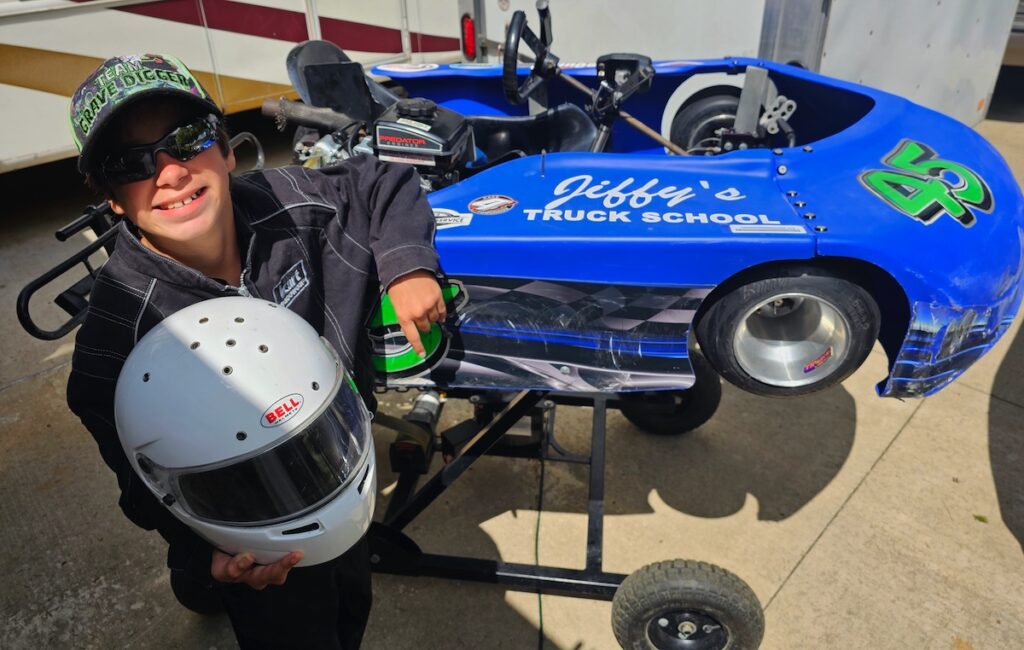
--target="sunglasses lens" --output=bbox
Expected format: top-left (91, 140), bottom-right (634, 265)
top-left (171, 120), bottom-right (217, 160)
top-left (103, 149), bottom-right (156, 185)
top-left (101, 117), bottom-right (218, 185)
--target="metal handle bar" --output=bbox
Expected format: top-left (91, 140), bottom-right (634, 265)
top-left (228, 131), bottom-right (266, 171)
top-left (17, 227), bottom-right (118, 340)
top-left (261, 98), bottom-right (358, 133)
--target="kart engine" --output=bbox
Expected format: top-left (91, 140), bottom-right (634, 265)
top-left (372, 98), bottom-right (475, 191)
top-left (293, 97), bottom-right (475, 192)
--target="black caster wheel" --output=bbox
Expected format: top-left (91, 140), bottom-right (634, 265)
top-left (617, 347), bottom-right (722, 435)
top-left (611, 560), bottom-right (764, 649)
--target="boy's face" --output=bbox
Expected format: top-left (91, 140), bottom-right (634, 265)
top-left (106, 101), bottom-right (236, 250)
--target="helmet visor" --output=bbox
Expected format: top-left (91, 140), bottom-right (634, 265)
top-left (167, 379), bottom-right (370, 525)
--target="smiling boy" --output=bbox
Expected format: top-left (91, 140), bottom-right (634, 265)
top-left (66, 54), bottom-right (445, 648)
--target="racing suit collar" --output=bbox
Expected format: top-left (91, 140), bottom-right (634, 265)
top-left (115, 218), bottom-right (246, 292)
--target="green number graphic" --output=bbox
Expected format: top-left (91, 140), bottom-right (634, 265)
top-left (368, 282), bottom-right (466, 377)
top-left (859, 140), bottom-right (993, 227)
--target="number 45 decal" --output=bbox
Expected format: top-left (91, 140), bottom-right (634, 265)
top-left (859, 139), bottom-right (993, 228)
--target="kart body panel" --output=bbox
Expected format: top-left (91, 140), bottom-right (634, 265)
top-left (370, 58), bottom-right (1024, 397)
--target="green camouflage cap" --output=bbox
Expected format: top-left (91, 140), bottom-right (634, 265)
top-left (70, 54), bottom-right (221, 173)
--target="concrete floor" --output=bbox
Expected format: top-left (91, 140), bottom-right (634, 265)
top-left (1, 78), bottom-right (1023, 649)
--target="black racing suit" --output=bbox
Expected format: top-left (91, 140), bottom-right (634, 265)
top-left (66, 157), bottom-right (439, 649)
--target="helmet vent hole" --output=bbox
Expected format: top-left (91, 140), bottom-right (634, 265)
top-left (226, 339), bottom-right (236, 347)
top-left (282, 522), bottom-right (320, 535)
top-left (223, 366), bottom-right (233, 375)
top-left (199, 317), bottom-right (209, 324)
top-left (236, 431), bottom-right (247, 441)
top-left (312, 381), bottom-right (320, 390)
top-left (234, 317), bottom-right (245, 323)
top-left (268, 303), bottom-right (278, 309)
top-left (143, 373), bottom-right (150, 382)
top-left (190, 342), bottom-right (200, 350)
top-left (259, 344), bottom-right (269, 353)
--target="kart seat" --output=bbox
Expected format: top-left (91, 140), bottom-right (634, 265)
top-left (468, 104), bottom-right (598, 159)
top-left (289, 40), bottom-right (400, 122)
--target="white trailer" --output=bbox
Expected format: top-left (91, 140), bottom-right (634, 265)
top-left (0, 0), bottom-right (461, 173)
top-left (457, 0), bottom-right (1018, 125)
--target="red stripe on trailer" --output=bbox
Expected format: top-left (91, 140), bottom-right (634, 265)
top-left (410, 31), bottom-right (460, 53)
top-left (70, 0), bottom-right (458, 53)
top-left (319, 17), bottom-right (402, 53)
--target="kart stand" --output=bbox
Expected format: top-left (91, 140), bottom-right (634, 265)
top-left (369, 389), bottom-right (626, 599)
top-left (370, 387), bottom-right (767, 648)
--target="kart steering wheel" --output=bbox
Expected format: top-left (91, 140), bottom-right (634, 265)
top-left (503, 9), bottom-right (558, 105)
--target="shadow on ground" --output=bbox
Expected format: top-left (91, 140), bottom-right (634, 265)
top-left (539, 384), bottom-right (856, 522)
top-left (987, 65), bottom-right (1024, 123)
top-left (988, 326), bottom-right (1024, 555)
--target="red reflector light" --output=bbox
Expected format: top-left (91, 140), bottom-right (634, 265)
top-left (461, 14), bottom-right (476, 60)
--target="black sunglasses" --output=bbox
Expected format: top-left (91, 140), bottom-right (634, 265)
top-left (101, 115), bottom-right (220, 185)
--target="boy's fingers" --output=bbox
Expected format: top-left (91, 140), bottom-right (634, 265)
top-left (229, 553), bottom-right (253, 579)
top-left (244, 552), bottom-right (303, 589)
top-left (401, 320), bottom-right (426, 357)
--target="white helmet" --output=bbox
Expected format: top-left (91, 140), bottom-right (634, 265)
top-left (114, 296), bottom-right (376, 567)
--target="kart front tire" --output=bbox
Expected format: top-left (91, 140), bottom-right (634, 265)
top-left (695, 268), bottom-right (880, 397)
top-left (611, 559), bottom-right (764, 650)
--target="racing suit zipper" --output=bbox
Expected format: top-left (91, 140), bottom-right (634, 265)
top-left (233, 232), bottom-right (259, 298)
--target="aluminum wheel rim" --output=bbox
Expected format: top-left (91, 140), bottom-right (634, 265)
top-left (733, 292), bottom-right (850, 388)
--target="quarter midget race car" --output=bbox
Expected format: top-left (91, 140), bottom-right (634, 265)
top-left (263, 8), bottom-right (1024, 408)
top-left (20, 9), bottom-right (1024, 410)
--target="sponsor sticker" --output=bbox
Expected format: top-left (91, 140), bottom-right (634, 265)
top-left (433, 208), bottom-right (473, 229)
top-left (397, 117), bottom-right (433, 131)
top-left (273, 261), bottom-right (309, 307)
top-left (262, 394), bottom-right (304, 427)
top-left (803, 347), bottom-right (833, 373)
top-left (379, 151), bottom-right (437, 167)
top-left (377, 63), bottom-right (439, 73)
top-left (469, 195), bottom-right (517, 214)
top-left (730, 224), bottom-right (807, 234)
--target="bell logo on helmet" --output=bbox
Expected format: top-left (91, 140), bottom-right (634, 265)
top-left (262, 394), bottom-right (304, 427)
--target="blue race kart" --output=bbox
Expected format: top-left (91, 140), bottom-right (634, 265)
top-left (21, 11), bottom-right (1024, 421)
top-left (268, 9), bottom-right (1024, 410)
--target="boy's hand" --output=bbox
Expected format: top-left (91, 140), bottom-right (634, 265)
top-left (211, 550), bottom-right (303, 590)
top-left (387, 270), bottom-right (447, 357)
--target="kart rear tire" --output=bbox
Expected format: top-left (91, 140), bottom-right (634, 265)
top-left (618, 348), bottom-right (721, 435)
top-left (611, 559), bottom-right (764, 650)
top-left (669, 94), bottom-right (740, 153)
top-left (694, 267), bottom-right (880, 397)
